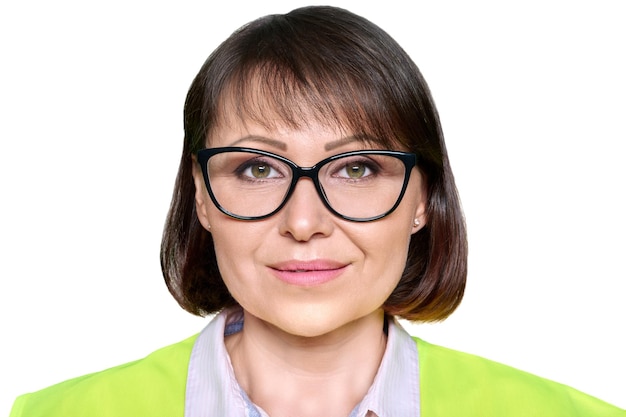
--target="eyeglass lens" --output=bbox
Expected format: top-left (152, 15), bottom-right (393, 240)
top-left (204, 150), bottom-right (409, 220)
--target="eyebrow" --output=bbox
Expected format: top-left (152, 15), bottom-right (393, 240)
top-left (228, 135), bottom-right (287, 150)
top-left (324, 135), bottom-right (372, 151)
top-left (227, 134), bottom-right (377, 152)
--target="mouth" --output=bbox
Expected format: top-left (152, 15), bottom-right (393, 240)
top-left (269, 260), bottom-right (349, 286)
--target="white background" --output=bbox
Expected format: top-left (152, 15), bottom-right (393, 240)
top-left (1, 0), bottom-right (624, 413)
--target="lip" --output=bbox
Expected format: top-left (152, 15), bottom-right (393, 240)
top-left (268, 259), bottom-right (349, 287)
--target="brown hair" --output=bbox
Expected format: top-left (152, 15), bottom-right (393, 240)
top-left (161, 6), bottom-right (467, 321)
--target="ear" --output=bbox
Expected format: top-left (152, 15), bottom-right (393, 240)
top-left (411, 178), bottom-right (428, 235)
top-left (191, 155), bottom-right (212, 232)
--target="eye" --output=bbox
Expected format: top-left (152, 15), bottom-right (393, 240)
top-left (344, 162), bottom-right (369, 178)
top-left (237, 158), bottom-right (285, 180)
top-left (247, 163), bottom-right (273, 178)
top-left (334, 159), bottom-right (377, 179)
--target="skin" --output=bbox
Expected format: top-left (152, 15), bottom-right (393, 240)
top-left (192, 115), bottom-right (427, 417)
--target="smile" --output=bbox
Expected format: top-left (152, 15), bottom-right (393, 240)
top-left (269, 260), bottom-right (349, 286)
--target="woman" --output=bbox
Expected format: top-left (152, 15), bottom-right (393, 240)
top-left (10, 6), bottom-right (624, 417)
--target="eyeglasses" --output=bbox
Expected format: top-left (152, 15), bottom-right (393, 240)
top-left (196, 147), bottom-right (417, 222)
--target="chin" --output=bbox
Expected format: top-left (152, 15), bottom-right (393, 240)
top-left (268, 315), bottom-right (339, 338)
top-left (282, 324), bottom-right (346, 340)
top-left (268, 307), bottom-right (381, 340)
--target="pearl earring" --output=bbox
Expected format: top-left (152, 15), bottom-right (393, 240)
top-left (413, 219), bottom-right (420, 227)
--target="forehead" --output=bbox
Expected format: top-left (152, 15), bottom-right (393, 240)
top-left (209, 119), bottom-right (388, 161)
top-left (210, 106), bottom-right (343, 145)
top-left (212, 77), bottom-right (344, 135)
top-left (206, 69), bottom-right (398, 150)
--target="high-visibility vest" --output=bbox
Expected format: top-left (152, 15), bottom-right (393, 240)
top-left (10, 336), bottom-right (624, 416)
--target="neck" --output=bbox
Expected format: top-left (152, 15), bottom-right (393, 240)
top-left (225, 309), bottom-right (388, 417)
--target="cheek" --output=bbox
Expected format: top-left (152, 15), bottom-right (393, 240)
top-left (209, 222), bottom-right (269, 297)
top-left (354, 221), bottom-right (412, 278)
top-left (211, 239), bottom-right (252, 306)
top-left (211, 227), bottom-right (253, 274)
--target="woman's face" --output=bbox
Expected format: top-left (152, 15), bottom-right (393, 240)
top-left (192, 115), bottom-right (427, 338)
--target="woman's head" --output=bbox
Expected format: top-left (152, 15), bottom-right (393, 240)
top-left (161, 5), bottom-right (467, 322)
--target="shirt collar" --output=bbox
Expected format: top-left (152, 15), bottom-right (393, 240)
top-left (185, 307), bottom-right (420, 417)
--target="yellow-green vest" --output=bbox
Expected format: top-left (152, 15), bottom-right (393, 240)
top-left (10, 337), bottom-right (624, 416)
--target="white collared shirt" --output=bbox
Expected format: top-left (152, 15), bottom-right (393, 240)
top-left (184, 307), bottom-right (420, 417)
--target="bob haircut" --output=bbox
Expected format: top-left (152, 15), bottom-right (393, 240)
top-left (161, 6), bottom-right (467, 322)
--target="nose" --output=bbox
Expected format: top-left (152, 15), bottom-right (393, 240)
top-left (278, 178), bottom-right (334, 241)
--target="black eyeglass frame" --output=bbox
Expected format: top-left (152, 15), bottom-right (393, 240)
top-left (196, 147), bottom-right (418, 222)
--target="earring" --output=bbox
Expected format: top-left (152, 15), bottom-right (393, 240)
top-left (413, 219), bottom-right (420, 228)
